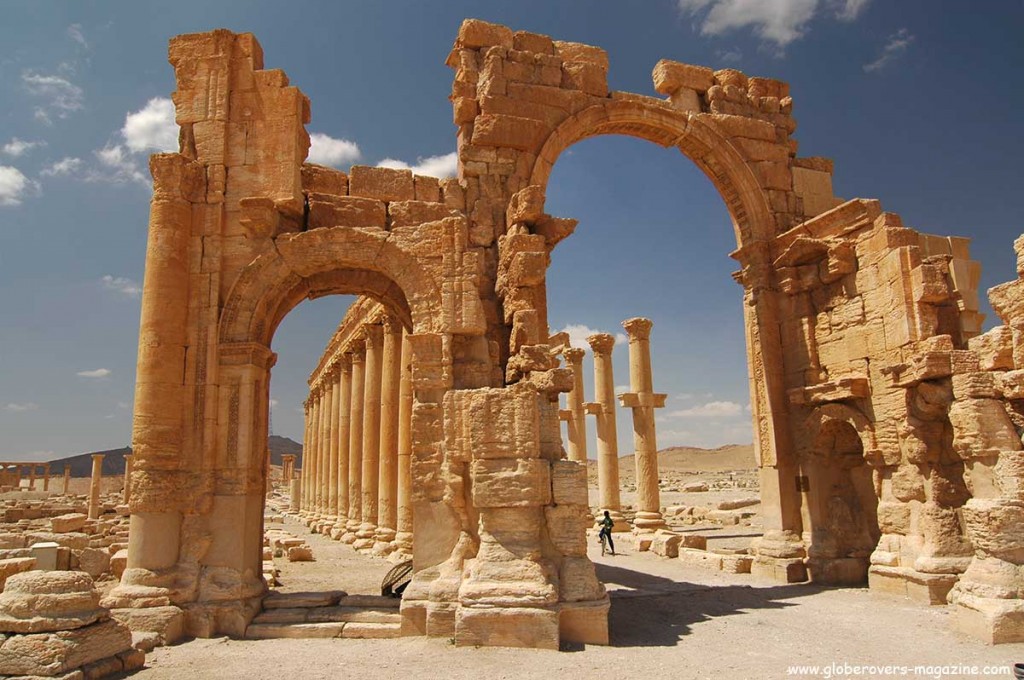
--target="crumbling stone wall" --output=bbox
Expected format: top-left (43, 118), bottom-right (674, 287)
top-left (118, 18), bottom-right (1023, 648)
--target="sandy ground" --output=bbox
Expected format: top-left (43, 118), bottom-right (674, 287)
top-left (136, 514), bottom-right (1024, 680)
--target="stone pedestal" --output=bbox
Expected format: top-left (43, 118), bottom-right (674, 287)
top-left (618, 318), bottom-right (667, 533)
top-left (88, 454), bottom-right (104, 520)
top-left (585, 334), bottom-right (628, 531)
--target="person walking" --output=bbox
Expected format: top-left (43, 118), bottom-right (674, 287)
top-left (599, 510), bottom-right (616, 556)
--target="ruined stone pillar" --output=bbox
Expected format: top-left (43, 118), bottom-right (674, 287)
top-left (325, 368), bottom-right (340, 525)
top-left (618, 318), bottom-right (667, 532)
top-left (308, 391), bottom-right (323, 519)
top-left (375, 318), bottom-right (402, 554)
top-left (563, 348), bottom-right (588, 463)
top-left (42, 464), bottom-right (50, 492)
top-left (395, 329), bottom-right (414, 557)
top-left (585, 334), bottom-right (628, 531)
top-left (300, 402), bottom-right (310, 513)
top-left (332, 356), bottom-right (352, 538)
top-left (28, 465), bottom-right (36, 491)
top-left (317, 384), bottom-right (331, 519)
top-left (62, 464), bottom-right (70, 495)
top-left (345, 341), bottom-right (366, 539)
top-left (122, 454), bottom-right (134, 505)
top-left (281, 454), bottom-right (294, 484)
top-left (356, 324), bottom-right (383, 550)
top-left (88, 454), bottom-right (104, 519)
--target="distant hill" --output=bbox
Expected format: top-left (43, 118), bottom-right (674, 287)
top-left (607, 443), bottom-right (756, 474)
top-left (51, 436), bottom-right (303, 477)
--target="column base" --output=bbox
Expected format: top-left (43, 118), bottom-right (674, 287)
top-left (632, 511), bottom-right (667, 533)
top-left (750, 556), bottom-right (808, 583)
top-left (393, 531), bottom-right (413, 555)
top-left (868, 565), bottom-right (957, 604)
top-left (454, 606), bottom-right (559, 649)
top-left (948, 589), bottom-right (1024, 644)
top-left (806, 556), bottom-right (869, 586)
top-left (558, 597), bottom-right (610, 646)
top-left (354, 522), bottom-right (377, 550)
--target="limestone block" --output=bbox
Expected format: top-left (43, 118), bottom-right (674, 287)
top-left (471, 459), bottom-right (551, 508)
top-left (349, 165), bottom-right (414, 202)
top-left (0, 557), bottom-right (36, 590)
top-left (471, 114), bottom-right (547, 151)
top-left (413, 174), bottom-right (441, 202)
top-left (949, 398), bottom-right (1022, 459)
top-left (246, 621), bottom-right (345, 639)
top-left (716, 497), bottom-right (760, 511)
top-left (444, 383), bottom-right (540, 461)
top-left (301, 163), bottom-right (347, 195)
top-left (721, 555), bottom-right (754, 574)
top-left (559, 556), bottom-right (605, 602)
top-left (652, 59), bottom-right (714, 95)
top-left (26, 532), bottom-right (89, 551)
top-left (651, 531), bottom-right (682, 558)
top-left (952, 372), bottom-right (1001, 400)
top-left (559, 598), bottom-right (610, 645)
top-left (562, 61), bottom-right (607, 97)
top-left (454, 606), bottom-right (558, 649)
top-left (0, 571), bottom-right (105, 633)
top-left (263, 590), bottom-right (345, 609)
top-left (388, 200), bottom-right (460, 230)
top-left (683, 481), bottom-right (709, 492)
top-left (553, 40), bottom-right (609, 70)
top-left (680, 535), bottom-right (708, 550)
top-left (550, 460), bottom-right (588, 506)
top-left (679, 548), bottom-right (723, 571)
top-left (75, 548), bottom-right (110, 579)
top-left (50, 514), bottom-right (87, 534)
top-left (989, 279), bottom-right (1024, 325)
top-left (506, 185), bottom-right (545, 226)
top-left (1000, 370), bottom-right (1024, 400)
top-left (456, 18), bottom-right (513, 50)
top-left (0, 618), bottom-right (133, 677)
top-left (543, 505), bottom-right (589, 556)
top-left (110, 606), bottom-right (184, 646)
top-left (961, 499), bottom-right (1024, 562)
top-left (286, 545), bottom-right (313, 562)
top-left (308, 194), bottom-right (385, 230)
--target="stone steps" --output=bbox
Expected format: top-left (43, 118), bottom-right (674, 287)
top-left (245, 591), bottom-right (403, 639)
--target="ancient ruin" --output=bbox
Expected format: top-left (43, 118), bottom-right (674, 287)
top-left (76, 16), bottom-right (1024, 652)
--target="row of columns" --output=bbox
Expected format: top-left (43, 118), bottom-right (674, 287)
top-left (560, 317), bottom-right (668, 533)
top-left (299, 316), bottom-right (414, 559)
top-left (0, 463), bottom-right (52, 491)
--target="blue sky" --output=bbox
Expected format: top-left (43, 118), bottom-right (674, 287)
top-left (0, 1), bottom-right (1022, 460)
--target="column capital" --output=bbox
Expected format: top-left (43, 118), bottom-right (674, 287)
top-left (622, 317), bottom-right (653, 341)
top-left (91, 453), bottom-right (105, 462)
top-left (347, 337), bottom-right (367, 358)
top-left (563, 347), bottom-right (586, 364)
top-left (586, 333), bottom-right (616, 356)
top-left (362, 323), bottom-right (384, 350)
top-left (382, 315), bottom-right (404, 336)
top-left (338, 353), bottom-right (353, 373)
top-left (123, 453), bottom-right (133, 461)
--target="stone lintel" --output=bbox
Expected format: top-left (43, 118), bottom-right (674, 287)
top-left (787, 377), bottom-right (870, 405)
top-left (617, 392), bottom-right (667, 409)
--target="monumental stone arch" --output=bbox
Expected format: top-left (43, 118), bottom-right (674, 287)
top-left (111, 17), bottom-right (1024, 649)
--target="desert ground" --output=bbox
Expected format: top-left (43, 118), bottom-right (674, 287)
top-left (129, 446), bottom-right (1024, 679)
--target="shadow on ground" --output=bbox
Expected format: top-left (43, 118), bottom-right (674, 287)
top-left (596, 561), bottom-right (829, 648)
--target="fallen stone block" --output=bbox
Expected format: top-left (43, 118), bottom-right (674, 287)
top-left (680, 534), bottom-right (708, 550)
top-left (683, 481), bottom-right (709, 492)
top-left (0, 557), bottom-right (36, 590)
top-left (650, 530), bottom-right (682, 558)
top-left (50, 513), bottom-right (88, 534)
top-left (287, 545), bottom-right (313, 562)
top-left (716, 497), bottom-right (760, 511)
top-left (679, 548), bottom-right (723, 571)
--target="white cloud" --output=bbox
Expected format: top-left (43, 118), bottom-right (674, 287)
top-left (308, 133), bottom-right (361, 168)
top-left (77, 368), bottom-right (111, 378)
top-left (91, 144), bottom-right (148, 185)
top-left (40, 157), bottom-right (83, 177)
top-left (677, 0), bottom-right (818, 48)
top-left (833, 0), bottom-right (870, 21)
top-left (556, 324), bottom-right (628, 351)
top-left (5, 402), bottom-right (38, 412)
top-left (378, 151), bottom-right (458, 179)
top-left (3, 138), bottom-right (45, 157)
top-left (122, 98), bottom-right (177, 153)
top-left (668, 400), bottom-right (744, 418)
top-left (270, 399), bottom-right (279, 409)
top-left (101, 275), bottom-right (142, 298)
top-left (67, 24), bottom-right (89, 49)
top-left (0, 165), bottom-right (39, 206)
top-left (864, 28), bottom-right (914, 73)
top-left (716, 47), bottom-right (743, 63)
top-left (22, 71), bottom-right (84, 124)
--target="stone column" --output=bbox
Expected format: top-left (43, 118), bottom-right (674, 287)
top-left (28, 465), bottom-right (36, 491)
top-left (356, 324), bottom-right (383, 551)
top-left (88, 454), bottom-right (104, 519)
top-left (325, 368), bottom-right (340, 526)
top-left (317, 383), bottom-right (331, 521)
top-left (563, 347), bottom-right (588, 463)
top-left (308, 390), bottom-right (322, 520)
top-left (332, 356), bottom-right (352, 538)
top-left (62, 464), bottom-right (70, 495)
top-left (122, 454), bottom-right (134, 505)
top-left (394, 329), bottom-right (414, 557)
top-left (618, 318), bottom-right (667, 532)
top-left (42, 464), bottom-right (50, 492)
top-left (300, 401), bottom-right (310, 513)
top-left (344, 340), bottom-right (366, 540)
top-left (281, 454), bottom-right (294, 483)
top-left (14, 466), bottom-right (21, 488)
top-left (585, 333), bottom-right (628, 531)
top-left (375, 317), bottom-right (402, 554)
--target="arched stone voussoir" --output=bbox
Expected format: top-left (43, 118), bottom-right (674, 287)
top-left (528, 98), bottom-right (773, 249)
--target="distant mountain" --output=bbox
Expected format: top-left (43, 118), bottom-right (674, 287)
top-left (50, 436), bottom-right (303, 477)
top-left (619, 444), bottom-right (756, 473)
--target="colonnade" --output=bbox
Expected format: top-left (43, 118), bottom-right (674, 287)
top-left (298, 312), bottom-right (413, 560)
top-left (559, 317), bottom-right (667, 533)
top-left (0, 462), bottom-right (51, 491)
